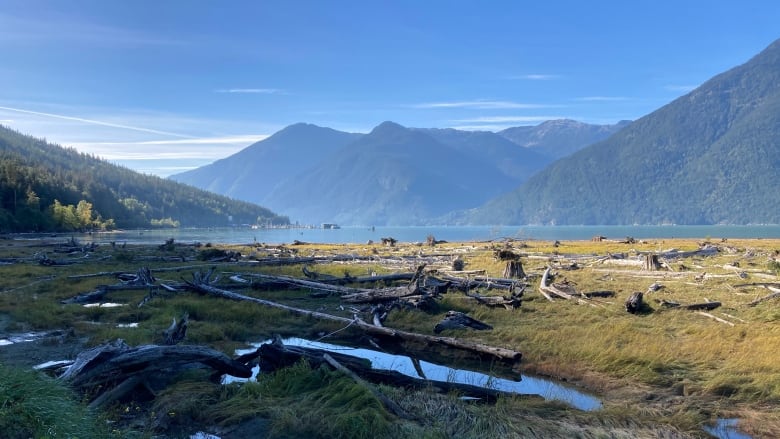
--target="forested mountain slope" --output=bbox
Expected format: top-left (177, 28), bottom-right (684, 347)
top-left (470, 38), bottom-right (780, 225)
top-left (0, 126), bottom-right (288, 232)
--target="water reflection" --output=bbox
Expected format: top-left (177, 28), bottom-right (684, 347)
top-left (703, 419), bottom-right (752, 439)
top-left (231, 337), bottom-right (602, 411)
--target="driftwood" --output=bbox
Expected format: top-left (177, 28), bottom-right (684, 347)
top-left (539, 267), bottom-right (598, 307)
top-left (625, 292), bottom-right (645, 314)
top-left (434, 311), bottom-right (493, 334)
top-left (60, 339), bottom-right (252, 408)
top-left (302, 266), bottom-right (416, 285)
top-left (441, 275), bottom-right (520, 292)
top-left (256, 341), bottom-right (529, 403)
top-left (184, 272), bottom-right (522, 366)
top-left (657, 299), bottom-right (721, 311)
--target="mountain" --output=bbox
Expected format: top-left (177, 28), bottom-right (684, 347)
top-left (499, 119), bottom-right (630, 159)
top-left (416, 128), bottom-right (553, 180)
top-left (170, 123), bottom-right (361, 206)
top-left (0, 125), bottom-right (288, 232)
top-left (471, 38), bottom-right (780, 225)
top-left (262, 122), bottom-right (518, 225)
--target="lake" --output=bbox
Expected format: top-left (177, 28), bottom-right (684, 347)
top-left (20, 224), bottom-right (780, 246)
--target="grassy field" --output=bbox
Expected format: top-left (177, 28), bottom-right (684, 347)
top-left (0, 235), bottom-right (778, 438)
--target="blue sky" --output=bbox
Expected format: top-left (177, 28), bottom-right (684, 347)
top-left (1, 0), bottom-right (779, 176)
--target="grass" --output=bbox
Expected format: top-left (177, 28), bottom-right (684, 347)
top-left (0, 364), bottom-right (110, 439)
top-left (1, 236), bottom-right (779, 437)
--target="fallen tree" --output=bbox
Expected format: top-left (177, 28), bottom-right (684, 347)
top-left (184, 270), bottom-right (522, 367)
top-left (60, 339), bottom-right (252, 409)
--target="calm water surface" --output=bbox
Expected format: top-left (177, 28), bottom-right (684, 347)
top-left (23, 224), bottom-right (780, 245)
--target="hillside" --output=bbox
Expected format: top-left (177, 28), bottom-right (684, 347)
top-left (0, 125), bottom-right (289, 232)
top-left (170, 123), bottom-right (361, 206)
top-left (499, 119), bottom-right (630, 159)
top-left (262, 122), bottom-right (517, 225)
top-left (471, 39), bottom-right (780, 225)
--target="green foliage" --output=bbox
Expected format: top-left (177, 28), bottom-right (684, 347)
top-left (0, 125), bottom-right (290, 232)
top-left (0, 364), bottom-right (109, 438)
top-left (472, 39), bottom-right (780, 225)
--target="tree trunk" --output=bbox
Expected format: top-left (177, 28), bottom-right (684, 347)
top-left (502, 260), bottom-right (526, 279)
top-left (625, 291), bottom-right (644, 314)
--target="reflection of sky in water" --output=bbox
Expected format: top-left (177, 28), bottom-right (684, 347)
top-left (232, 337), bottom-right (602, 411)
top-left (703, 419), bottom-right (752, 439)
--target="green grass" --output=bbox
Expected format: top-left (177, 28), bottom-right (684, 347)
top-left (0, 364), bottom-right (110, 439)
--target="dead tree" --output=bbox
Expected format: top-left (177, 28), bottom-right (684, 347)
top-left (625, 291), bottom-right (645, 314)
top-left (643, 254), bottom-right (662, 271)
top-left (433, 311), bottom-right (493, 334)
top-left (502, 260), bottom-right (526, 279)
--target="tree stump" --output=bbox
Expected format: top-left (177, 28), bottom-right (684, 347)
top-left (643, 254), bottom-right (661, 271)
top-left (503, 260), bottom-right (526, 279)
top-left (625, 291), bottom-right (644, 314)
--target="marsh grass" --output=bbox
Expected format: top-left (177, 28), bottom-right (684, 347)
top-left (1, 237), bottom-right (779, 436)
top-left (0, 364), bottom-right (109, 439)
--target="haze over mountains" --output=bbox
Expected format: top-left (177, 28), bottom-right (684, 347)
top-left (171, 119), bottom-right (626, 225)
top-left (469, 38), bottom-right (780, 225)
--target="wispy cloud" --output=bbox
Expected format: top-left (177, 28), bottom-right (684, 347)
top-left (0, 105), bottom-right (191, 138)
top-left (450, 116), bottom-right (564, 124)
top-left (413, 100), bottom-right (554, 110)
top-left (664, 84), bottom-right (697, 92)
top-left (575, 96), bottom-right (628, 102)
top-left (215, 88), bottom-right (283, 94)
top-left (506, 74), bottom-right (561, 80)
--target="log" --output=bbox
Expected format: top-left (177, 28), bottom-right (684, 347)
top-left (657, 299), bottom-right (721, 311)
top-left (434, 311), bottom-right (493, 334)
top-left (539, 267), bottom-right (598, 307)
top-left (625, 291), bottom-right (644, 314)
top-left (61, 341), bottom-right (251, 387)
top-left (184, 274), bottom-right (522, 366)
top-left (257, 341), bottom-right (529, 403)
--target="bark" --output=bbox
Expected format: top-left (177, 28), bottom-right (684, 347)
top-left (163, 313), bottom-right (189, 345)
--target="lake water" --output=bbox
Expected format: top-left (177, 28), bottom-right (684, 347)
top-left (21, 224), bottom-right (780, 246)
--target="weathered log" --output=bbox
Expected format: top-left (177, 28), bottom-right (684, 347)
top-left (184, 274), bottom-right (522, 366)
top-left (747, 287), bottom-right (780, 306)
top-left (539, 267), bottom-right (598, 307)
top-left (657, 299), bottom-right (721, 311)
top-left (61, 340), bottom-right (252, 394)
top-left (441, 275), bottom-right (520, 292)
top-left (696, 311), bottom-right (735, 326)
top-left (625, 291), bottom-right (644, 314)
top-left (257, 342), bottom-right (529, 403)
top-left (434, 311), bottom-right (493, 334)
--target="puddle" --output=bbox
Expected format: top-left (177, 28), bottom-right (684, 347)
top-left (231, 337), bottom-right (602, 411)
top-left (703, 418), bottom-right (752, 439)
top-left (83, 302), bottom-right (126, 308)
top-left (0, 330), bottom-right (68, 346)
top-left (117, 322), bottom-right (139, 328)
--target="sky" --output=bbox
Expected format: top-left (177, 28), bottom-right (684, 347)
top-left (1, 1), bottom-right (779, 177)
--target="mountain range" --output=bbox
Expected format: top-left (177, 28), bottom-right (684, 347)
top-left (469, 38), bottom-right (780, 225)
top-left (171, 119), bottom-right (626, 225)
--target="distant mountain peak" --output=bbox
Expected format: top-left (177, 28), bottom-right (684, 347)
top-left (370, 121), bottom-right (407, 134)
